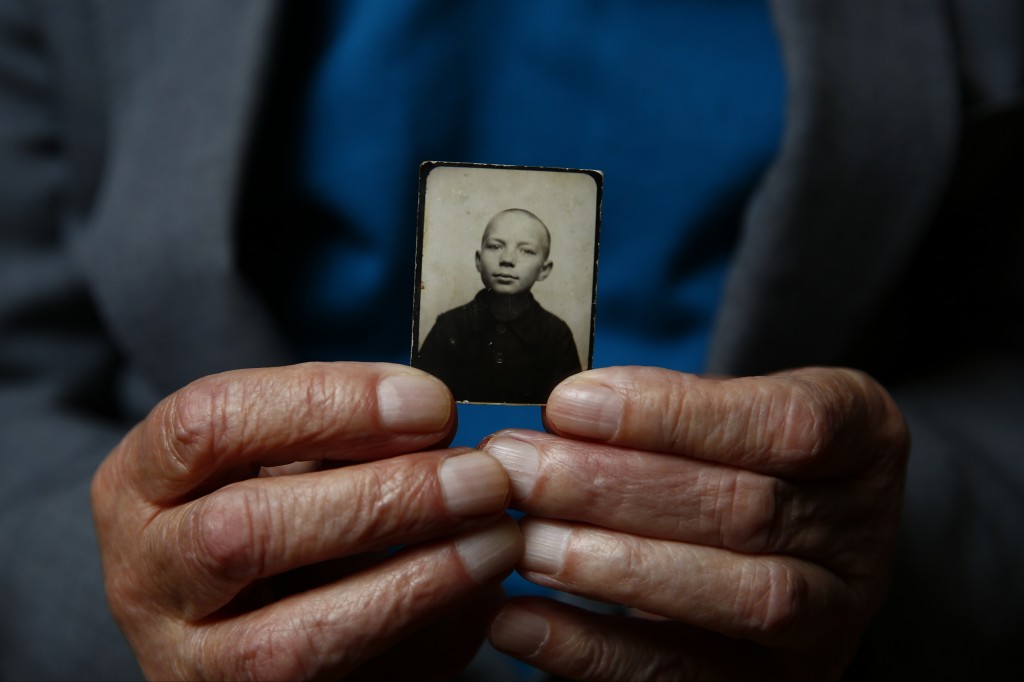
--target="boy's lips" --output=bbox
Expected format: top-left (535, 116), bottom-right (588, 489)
top-left (493, 273), bottom-right (518, 283)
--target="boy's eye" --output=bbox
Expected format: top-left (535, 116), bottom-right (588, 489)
top-left (520, 247), bottom-right (537, 256)
top-left (485, 242), bottom-right (502, 251)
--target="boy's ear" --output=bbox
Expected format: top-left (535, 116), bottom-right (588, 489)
top-left (537, 261), bottom-right (553, 282)
top-left (475, 251), bottom-right (482, 273)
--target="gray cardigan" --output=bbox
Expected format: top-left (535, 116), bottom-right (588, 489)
top-left (1, 0), bottom-right (1022, 679)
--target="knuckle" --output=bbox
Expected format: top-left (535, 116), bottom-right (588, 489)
top-left (373, 463), bottom-right (435, 527)
top-left (607, 534), bottom-right (647, 586)
top-left (772, 381), bottom-right (836, 464)
top-left (341, 462), bottom-right (436, 549)
top-left (658, 373), bottom-right (699, 450)
top-left (192, 484), bottom-right (272, 582)
top-left (736, 561), bottom-right (807, 640)
top-left (236, 623), bottom-right (317, 681)
top-left (574, 643), bottom-right (620, 680)
top-left (786, 368), bottom-right (913, 473)
top-left (202, 618), bottom-right (321, 682)
top-left (566, 629), bottom-right (696, 682)
top-left (160, 376), bottom-right (244, 479)
top-left (712, 469), bottom-right (779, 553)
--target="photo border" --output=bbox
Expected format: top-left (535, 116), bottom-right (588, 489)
top-left (411, 160), bottom-right (602, 404)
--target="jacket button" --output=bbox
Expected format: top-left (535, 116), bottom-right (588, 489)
top-left (494, 352), bottom-right (505, 364)
top-left (496, 323), bottom-right (507, 334)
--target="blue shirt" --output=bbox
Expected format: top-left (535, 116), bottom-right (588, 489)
top-left (287, 0), bottom-right (785, 445)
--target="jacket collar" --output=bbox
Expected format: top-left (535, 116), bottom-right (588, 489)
top-left (468, 289), bottom-right (544, 345)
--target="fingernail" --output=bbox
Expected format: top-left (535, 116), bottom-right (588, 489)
top-left (439, 452), bottom-right (509, 516)
top-left (483, 437), bottom-right (539, 500)
top-left (521, 520), bottom-right (571, 574)
top-left (489, 605), bottom-right (550, 658)
top-left (546, 382), bottom-right (623, 440)
top-left (455, 521), bottom-right (523, 583)
top-left (377, 374), bottom-right (451, 433)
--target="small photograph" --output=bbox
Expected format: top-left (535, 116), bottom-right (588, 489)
top-left (411, 161), bottom-right (602, 405)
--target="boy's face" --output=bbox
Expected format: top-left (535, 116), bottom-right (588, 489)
top-left (475, 211), bottom-right (552, 295)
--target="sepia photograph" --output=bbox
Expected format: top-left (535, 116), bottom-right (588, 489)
top-left (412, 162), bottom-right (602, 404)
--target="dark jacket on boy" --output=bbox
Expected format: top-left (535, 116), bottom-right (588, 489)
top-left (417, 289), bottom-right (581, 404)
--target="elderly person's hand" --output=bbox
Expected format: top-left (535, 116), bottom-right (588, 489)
top-left (483, 367), bottom-right (909, 681)
top-left (92, 362), bottom-right (522, 681)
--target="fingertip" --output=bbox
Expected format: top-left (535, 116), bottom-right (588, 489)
top-left (480, 436), bottom-right (539, 500)
top-left (454, 517), bottom-right (524, 584)
top-left (439, 451), bottom-right (510, 516)
top-left (489, 603), bottom-right (551, 659)
top-left (520, 518), bottom-right (571, 575)
top-left (545, 379), bottom-right (623, 441)
top-left (377, 371), bottom-right (453, 434)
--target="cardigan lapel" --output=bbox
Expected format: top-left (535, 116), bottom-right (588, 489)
top-left (77, 0), bottom-right (291, 393)
top-left (708, 0), bottom-right (962, 376)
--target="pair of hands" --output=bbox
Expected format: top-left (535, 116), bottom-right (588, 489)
top-left (92, 362), bottom-right (908, 680)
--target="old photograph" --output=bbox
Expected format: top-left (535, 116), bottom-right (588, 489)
top-left (411, 162), bottom-right (602, 405)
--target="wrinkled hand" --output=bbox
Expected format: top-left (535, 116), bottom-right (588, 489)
top-left (92, 362), bottom-right (522, 681)
top-left (482, 367), bottom-right (909, 681)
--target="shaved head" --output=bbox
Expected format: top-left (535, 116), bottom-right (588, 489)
top-left (482, 209), bottom-right (551, 260)
top-left (476, 208), bottom-right (554, 295)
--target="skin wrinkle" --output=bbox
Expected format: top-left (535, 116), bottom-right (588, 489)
top-left (782, 370), bottom-right (887, 474)
top-left (348, 465), bottom-right (396, 550)
top-left (548, 442), bottom-right (604, 509)
top-left (312, 550), bottom-right (456, 675)
top-left (159, 377), bottom-right (254, 498)
top-left (658, 374), bottom-right (697, 455)
top-left (729, 469), bottom-right (778, 554)
top-left (764, 476), bottom-right (801, 554)
top-left (537, 432), bottom-right (797, 550)
top-left (235, 378), bottom-right (265, 461)
top-left (131, 530), bottom-right (188, 622)
top-left (171, 494), bottom-right (259, 623)
top-left (165, 366), bottom-right (395, 489)
top-left (349, 461), bottom-right (437, 552)
top-left (558, 619), bottom-right (604, 678)
top-left (587, 451), bottom-right (641, 518)
top-left (539, 604), bottom-right (707, 681)
top-left (161, 389), bottom-right (207, 483)
top-left (242, 573), bottom-right (391, 679)
top-left (578, 530), bottom-right (671, 610)
top-left (737, 560), bottom-right (805, 642)
top-left (733, 561), bottom-right (769, 637)
top-left (557, 602), bottom-right (651, 675)
top-left (576, 630), bottom-right (626, 681)
top-left (695, 466), bottom-right (725, 544)
top-left (549, 441), bottom-right (650, 528)
top-left (745, 383), bottom-right (791, 467)
top-left (301, 365), bottom-right (385, 451)
top-left (193, 494), bottom-right (249, 582)
top-left (143, 514), bottom-right (191, 616)
top-left (737, 377), bottom-right (832, 475)
top-left (232, 612), bottom-right (325, 681)
top-left (779, 382), bottom-right (835, 465)
top-left (266, 367), bottom-right (341, 455)
top-left (653, 465), bottom-right (702, 540)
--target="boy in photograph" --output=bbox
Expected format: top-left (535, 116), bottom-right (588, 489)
top-left (416, 208), bottom-right (582, 403)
